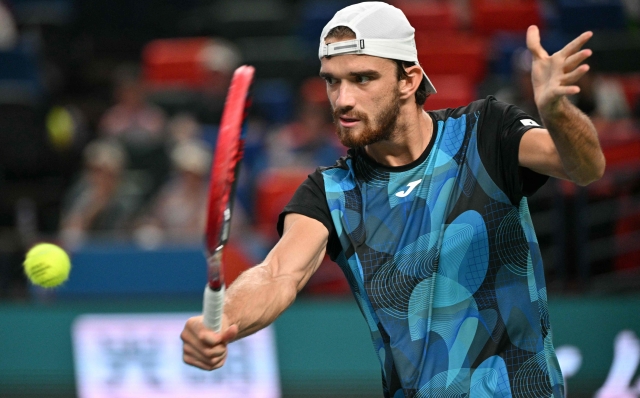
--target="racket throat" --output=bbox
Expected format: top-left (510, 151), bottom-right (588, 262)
top-left (207, 245), bottom-right (225, 290)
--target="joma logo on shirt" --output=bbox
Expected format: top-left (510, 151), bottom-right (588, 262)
top-left (395, 179), bottom-right (422, 197)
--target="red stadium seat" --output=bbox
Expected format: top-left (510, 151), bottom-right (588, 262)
top-left (619, 74), bottom-right (640, 111)
top-left (142, 37), bottom-right (215, 89)
top-left (394, 0), bottom-right (460, 32)
top-left (416, 32), bottom-right (488, 84)
top-left (424, 74), bottom-right (475, 110)
top-left (471, 0), bottom-right (543, 36)
top-left (223, 241), bottom-right (253, 286)
top-left (602, 137), bottom-right (640, 172)
top-left (254, 168), bottom-right (310, 240)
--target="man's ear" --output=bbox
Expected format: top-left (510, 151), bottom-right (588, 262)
top-left (398, 64), bottom-right (423, 101)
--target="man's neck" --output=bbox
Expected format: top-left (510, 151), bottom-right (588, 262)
top-left (364, 107), bottom-right (433, 167)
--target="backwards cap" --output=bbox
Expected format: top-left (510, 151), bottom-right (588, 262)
top-left (318, 1), bottom-right (436, 94)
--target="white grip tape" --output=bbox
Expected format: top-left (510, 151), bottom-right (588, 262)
top-left (203, 284), bottom-right (225, 332)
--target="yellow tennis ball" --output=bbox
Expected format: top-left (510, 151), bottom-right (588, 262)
top-left (23, 243), bottom-right (71, 288)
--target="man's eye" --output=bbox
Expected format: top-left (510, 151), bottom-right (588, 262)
top-left (324, 77), bottom-right (337, 85)
top-left (356, 75), bottom-right (370, 83)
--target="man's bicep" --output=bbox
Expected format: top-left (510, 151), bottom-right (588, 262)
top-left (519, 127), bottom-right (570, 180)
top-left (266, 212), bottom-right (328, 291)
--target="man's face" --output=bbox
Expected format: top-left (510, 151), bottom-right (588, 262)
top-left (320, 42), bottom-right (401, 148)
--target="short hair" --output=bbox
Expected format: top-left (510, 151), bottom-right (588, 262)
top-left (324, 26), bottom-right (428, 106)
top-left (325, 25), bottom-right (356, 41)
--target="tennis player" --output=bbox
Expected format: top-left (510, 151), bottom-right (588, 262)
top-left (181, 2), bottom-right (605, 396)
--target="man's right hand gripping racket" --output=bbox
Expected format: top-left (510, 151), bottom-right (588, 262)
top-left (203, 65), bottom-right (255, 332)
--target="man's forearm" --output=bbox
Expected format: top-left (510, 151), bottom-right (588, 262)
top-left (539, 97), bottom-right (605, 186)
top-left (223, 263), bottom-right (298, 340)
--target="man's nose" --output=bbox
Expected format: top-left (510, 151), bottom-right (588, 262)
top-left (335, 82), bottom-right (356, 110)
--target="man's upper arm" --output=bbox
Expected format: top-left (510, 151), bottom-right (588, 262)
top-left (519, 127), bottom-right (570, 181)
top-left (265, 212), bottom-right (328, 292)
top-left (478, 97), bottom-right (550, 202)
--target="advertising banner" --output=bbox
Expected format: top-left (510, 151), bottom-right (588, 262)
top-left (72, 314), bottom-right (280, 398)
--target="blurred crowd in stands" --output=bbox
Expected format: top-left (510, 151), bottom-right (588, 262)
top-left (0, 0), bottom-right (639, 299)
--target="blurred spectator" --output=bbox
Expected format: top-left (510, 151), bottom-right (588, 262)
top-left (494, 48), bottom-right (539, 119)
top-left (134, 140), bottom-right (211, 247)
top-left (621, 0), bottom-right (640, 24)
top-left (99, 64), bottom-right (171, 200)
top-left (265, 77), bottom-right (343, 170)
top-left (0, 1), bottom-right (17, 50)
top-left (199, 39), bottom-right (242, 97)
top-left (166, 112), bottom-right (203, 148)
top-left (60, 140), bottom-right (143, 247)
top-left (195, 38), bottom-right (242, 125)
top-left (574, 72), bottom-right (630, 120)
top-left (99, 64), bottom-right (166, 144)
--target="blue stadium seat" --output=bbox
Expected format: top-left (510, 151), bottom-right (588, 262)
top-left (489, 31), bottom-right (570, 78)
top-left (252, 79), bottom-right (295, 124)
top-left (0, 44), bottom-right (43, 104)
top-left (51, 243), bottom-right (207, 296)
top-left (296, 0), bottom-right (357, 44)
top-left (557, 0), bottom-right (627, 34)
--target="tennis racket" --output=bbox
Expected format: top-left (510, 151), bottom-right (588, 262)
top-left (202, 65), bottom-right (255, 332)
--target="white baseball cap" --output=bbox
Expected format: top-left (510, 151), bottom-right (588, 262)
top-left (318, 1), bottom-right (436, 94)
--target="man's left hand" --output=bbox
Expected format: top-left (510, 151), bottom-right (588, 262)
top-left (526, 25), bottom-right (593, 117)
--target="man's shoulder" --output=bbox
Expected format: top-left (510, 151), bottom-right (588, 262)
top-left (427, 96), bottom-right (501, 122)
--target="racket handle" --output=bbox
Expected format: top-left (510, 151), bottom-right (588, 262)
top-left (203, 284), bottom-right (225, 332)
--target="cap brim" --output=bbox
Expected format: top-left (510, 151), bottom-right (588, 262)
top-left (421, 70), bottom-right (436, 94)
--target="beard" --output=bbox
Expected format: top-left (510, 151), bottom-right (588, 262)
top-left (332, 88), bottom-right (401, 148)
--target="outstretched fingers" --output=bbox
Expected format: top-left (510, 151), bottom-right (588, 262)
top-left (562, 64), bottom-right (590, 86)
top-left (527, 27), bottom-right (595, 110)
top-left (558, 31), bottom-right (593, 58)
top-left (552, 84), bottom-right (581, 97)
top-left (564, 49), bottom-right (592, 73)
